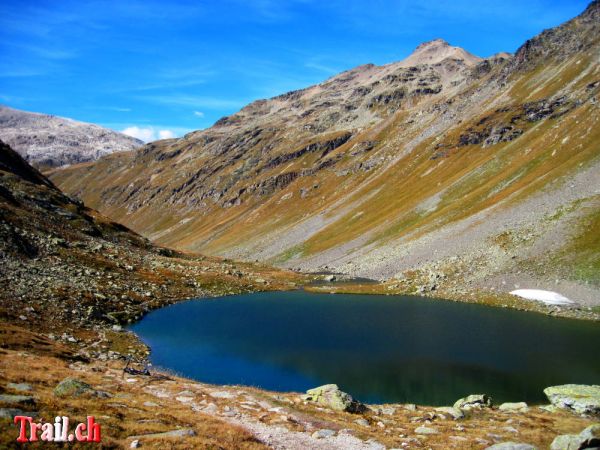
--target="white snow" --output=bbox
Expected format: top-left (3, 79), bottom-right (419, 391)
top-left (509, 289), bottom-right (573, 305)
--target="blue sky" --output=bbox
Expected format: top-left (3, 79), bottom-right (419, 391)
top-left (0, 0), bottom-right (590, 142)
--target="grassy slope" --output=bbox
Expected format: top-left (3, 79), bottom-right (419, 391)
top-left (49, 48), bottom-right (600, 287)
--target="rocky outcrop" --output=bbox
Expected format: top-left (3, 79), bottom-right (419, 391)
top-left (301, 384), bottom-right (366, 413)
top-left (544, 385), bottom-right (600, 416)
top-left (53, 378), bottom-right (94, 397)
top-left (550, 424), bottom-right (600, 450)
top-left (454, 394), bottom-right (493, 410)
top-left (511, 0), bottom-right (599, 70)
top-left (498, 402), bottom-right (529, 413)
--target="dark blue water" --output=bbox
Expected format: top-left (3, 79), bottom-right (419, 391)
top-left (129, 291), bottom-right (600, 405)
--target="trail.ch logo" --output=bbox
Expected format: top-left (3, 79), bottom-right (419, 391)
top-left (14, 416), bottom-right (101, 443)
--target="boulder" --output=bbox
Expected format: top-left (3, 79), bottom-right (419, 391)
top-left (454, 394), bottom-right (493, 410)
top-left (0, 394), bottom-right (35, 406)
top-left (485, 443), bottom-right (537, 450)
top-left (550, 424), bottom-right (600, 450)
top-left (53, 378), bottom-right (93, 398)
top-left (499, 402), bottom-right (529, 413)
top-left (302, 384), bottom-right (365, 413)
top-left (354, 418), bottom-right (369, 426)
top-left (7, 383), bottom-right (33, 392)
top-left (434, 406), bottom-right (465, 419)
top-left (0, 408), bottom-right (26, 419)
top-left (414, 425), bottom-right (439, 435)
top-left (312, 429), bottom-right (336, 439)
top-left (544, 385), bottom-right (600, 416)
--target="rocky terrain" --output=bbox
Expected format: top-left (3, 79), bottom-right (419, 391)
top-left (1, 325), bottom-right (599, 448)
top-left (1, 136), bottom-right (599, 448)
top-left (0, 139), bottom-right (302, 336)
top-left (0, 105), bottom-right (142, 169)
top-left (50, 2), bottom-right (600, 310)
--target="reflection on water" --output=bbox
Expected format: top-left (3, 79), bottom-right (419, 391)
top-left (130, 291), bottom-right (600, 405)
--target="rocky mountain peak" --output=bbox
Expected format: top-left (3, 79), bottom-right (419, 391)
top-left (0, 105), bottom-right (143, 169)
top-left (415, 38), bottom-right (450, 50)
top-left (511, 0), bottom-right (599, 70)
top-left (400, 38), bottom-right (482, 67)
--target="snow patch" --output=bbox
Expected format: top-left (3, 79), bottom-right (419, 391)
top-left (509, 289), bottom-right (573, 305)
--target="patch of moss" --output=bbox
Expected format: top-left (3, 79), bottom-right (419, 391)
top-left (562, 201), bottom-right (600, 285)
top-left (271, 243), bottom-right (306, 264)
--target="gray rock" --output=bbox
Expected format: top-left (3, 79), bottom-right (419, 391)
top-left (7, 383), bottom-right (33, 392)
top-left (302, 384), bottom-right (365, 413)
top-left (550, 424), bottom-right (600, 450)
top-left (209, 391), bottom-right (235, 399)
top-left (435, 406), bottom-right (465, 419)
top-left (414, 426), bottom-right (439, 435)
top-left (312, 429), bottom-right (336, 439)
top-left (544, 385), bottom-right (600, 416)
top-left (380, 406), bottom-right (396, 415)
top-left (0, 408), bottom-right (32, 419)
top-left (454, 394), bottom-right (493, 410)
top-left (203, 403), bottom-right (218, 414)
top-left (53, 378), bottom-right (93, 397)
top-left (485, 443), bottom-right (537, 450)
top-left (499, 402), bottom-right (529, 413)
top-left (0, 394), bottom-right (35, 406)
top-left (354, 418), bottom-right (370, 426)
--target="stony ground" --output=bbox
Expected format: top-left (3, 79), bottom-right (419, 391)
top-left (1, 324), bottom-right (598, 449)
top-left (1, 143), bottom-right (599, 448)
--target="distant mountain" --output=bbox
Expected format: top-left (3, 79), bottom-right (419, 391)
top-left (0, 105), bottom-right (142, 169)
top-left (51, 1), bottom-right (600, 305)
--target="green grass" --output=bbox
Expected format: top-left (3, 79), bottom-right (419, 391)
top-left (562, 202), bottom-right (600, 285)
top-left (270, 243), bottom-right (306, 264)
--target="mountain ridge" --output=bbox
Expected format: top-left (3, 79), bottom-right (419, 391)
top-left (50, 1), bottom-right (600, 307)
top-left (0, 105), bottom-right (142, 169)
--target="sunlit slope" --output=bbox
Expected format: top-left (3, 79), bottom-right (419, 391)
top-left (51, 2), bottom-right (600, 298)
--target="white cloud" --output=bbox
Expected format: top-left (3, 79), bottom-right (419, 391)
top-left (122, 126), bottom-right (177, 143)
top-left (122, 126), bottom-right (155, 142)
top-left (158, 129), bottom-right (175, 139)
top-left (194, 111), bottom-right (205, 117)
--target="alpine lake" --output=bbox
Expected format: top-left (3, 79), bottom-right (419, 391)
top-left (129, 290), bottom-right (600, 405)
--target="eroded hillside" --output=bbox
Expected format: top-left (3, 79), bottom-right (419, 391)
top-left (51, 1), bottom-right (600, 305)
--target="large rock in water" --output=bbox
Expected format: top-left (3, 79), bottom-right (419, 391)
top-left (453, 394), bottom-right (493, 410)
top-left (544, 385), bottom-right (600, 416)
top-left (302, 384), bottom-right (365, 413)
top-left (550, 424), bottom-right (600, 450)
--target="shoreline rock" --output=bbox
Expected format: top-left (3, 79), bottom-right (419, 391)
top-left (302, 384), bottom-right (366, 413)
top-left (544, 384), bottom-right (600, 416)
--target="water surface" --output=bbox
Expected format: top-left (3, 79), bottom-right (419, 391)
top-left (130, 291), bottom-right (600, 405)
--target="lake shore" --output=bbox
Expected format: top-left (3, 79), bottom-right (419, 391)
top-left (304, 278), bottom-right (600, 322)
top-left (2, 321), bottom-right (599, 449)
top-left (1, 234), bottom-right (598, 447)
